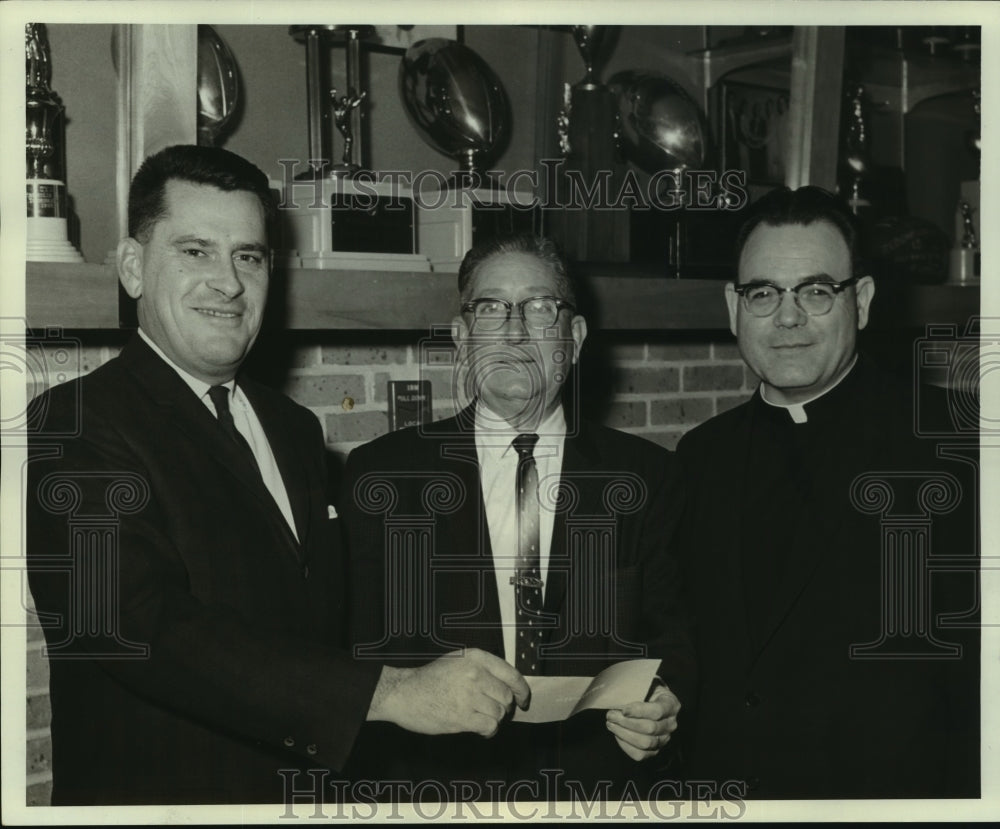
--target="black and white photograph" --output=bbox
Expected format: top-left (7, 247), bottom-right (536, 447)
top-left (1, 0), bottom-right (996, 823)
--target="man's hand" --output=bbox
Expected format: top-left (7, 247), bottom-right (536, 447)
top-left (367, 649), bottom-right (531, 738)
top-left (605, 685), bottom-right (680, 761)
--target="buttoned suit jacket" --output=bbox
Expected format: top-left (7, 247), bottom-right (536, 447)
top-left (674, 358), bottom-right (979, 799)
top-left (26, 335), bottom-right (381, 805)
top-left (340, 406), bottom-right (695, 800)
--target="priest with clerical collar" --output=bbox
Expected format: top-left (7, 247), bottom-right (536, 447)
top-left (676, 186), bottom-right (980, 800)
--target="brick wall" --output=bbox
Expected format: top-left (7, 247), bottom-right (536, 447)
top-left (22, 328), bottom-right (753, 805)
top-left (26, 592), bottom-right (52, 807)
top-left (254, 332), bottom-right (756, 462)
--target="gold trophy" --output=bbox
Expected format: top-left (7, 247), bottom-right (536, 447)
top-left (26, 23), bottom-right (82, 262)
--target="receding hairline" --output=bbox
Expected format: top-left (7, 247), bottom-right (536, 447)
top-left (459, 254), bottom-right (576, 313)
top-left (737, 217), bottom-right (853, 281)
top-left (463, 248), bottom-right (565, 290)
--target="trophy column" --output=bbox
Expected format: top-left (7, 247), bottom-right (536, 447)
top-left (547, 26), bottom-right (629, 263)
top-left (26, 23), bottom-right (83, 263)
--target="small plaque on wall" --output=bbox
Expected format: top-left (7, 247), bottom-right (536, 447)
top-left (388, 380), bottom-right (432, 431)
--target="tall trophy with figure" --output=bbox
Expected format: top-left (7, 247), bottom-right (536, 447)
top-left (280, 25), bottom-right (429, 271)
top-left (26, 23), bottom-right (82, 262)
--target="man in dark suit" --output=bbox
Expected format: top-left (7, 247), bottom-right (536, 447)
top-left (341, 234), bottom-right (695, 801)
top-left (26, 145), bottom-right (528, 806)
top-left (676, 186), bottom-right (979, 799)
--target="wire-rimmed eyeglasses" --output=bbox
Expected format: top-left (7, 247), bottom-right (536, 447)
top-left (462, 296), bottom-right (575, 331)
top-left (732, 275), bottom-right (860, 317)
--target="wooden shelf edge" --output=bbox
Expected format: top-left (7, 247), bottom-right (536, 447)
top-left (26, 262), bottom-right (119, 330)
top-left (25, 262), bottom-right (979, 333)
top-left (275, 268), bottom-right (458, 331)
top-left (871, 282), bottom-right (982, 330)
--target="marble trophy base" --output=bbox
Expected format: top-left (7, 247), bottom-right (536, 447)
top-left (27, 216), bottom-right (83, 263)
top-left (416, 185), bottom-right (537, 273)
top-left (279, 177), bottom-right (431, 272)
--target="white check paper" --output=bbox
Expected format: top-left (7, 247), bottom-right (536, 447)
top-left (512, 658), bottom-right (662, 723)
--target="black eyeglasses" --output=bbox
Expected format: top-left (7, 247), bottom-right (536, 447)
top-left (732, 275), bottom-right (860, 317)
top-left (462, 296), bottom-right (575, 331)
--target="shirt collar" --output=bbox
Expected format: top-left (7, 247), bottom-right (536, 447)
top-left (474, 402), bottom-right (566, 459)
top-left (759, 355), bottom-right (858, 424)
top-left (138, 328), bottom-right (235, 402)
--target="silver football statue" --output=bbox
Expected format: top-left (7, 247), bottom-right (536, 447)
top-left (399, 39), bottom-right (510, 180)
top-left (197, 25), bottom-right (241, 147)
top-left (609, 70), bottom-right (707, 174)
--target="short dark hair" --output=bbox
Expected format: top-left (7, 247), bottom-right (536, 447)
top-left (734, 185), bottom-right (863, 279)
top-left (457, 234), bottom-right (576, 305)
top-left (128, 145), bottom-right (276, 242)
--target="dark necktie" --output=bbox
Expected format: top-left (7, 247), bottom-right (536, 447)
top-left (207, 385), bottom-right (260, 473)
top-left (511, 432), bottom-right (544, 675)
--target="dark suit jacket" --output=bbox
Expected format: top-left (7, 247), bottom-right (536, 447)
top-left (675, 358), bottom-right (979, 799)
top-left (340, 406), bottom-right (695, 800)
top-left (26, 336), bottom-right (382, 805)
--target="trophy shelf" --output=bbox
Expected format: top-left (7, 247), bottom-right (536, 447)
top-left (857, 48), bottom-right (980, 115)
top-left (25, 262), bottom-right (979, 332)
top-left (25, 262), bottom-right (120, 329)
top-left (716, 47), bottom-right (979, 116)
top-left (279, 268), bottom-right (733, 331)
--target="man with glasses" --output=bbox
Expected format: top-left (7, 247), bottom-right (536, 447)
top-left (341, 234), bottom-right (694, 800)
top-left (675, 186), bottom-right (979, 798)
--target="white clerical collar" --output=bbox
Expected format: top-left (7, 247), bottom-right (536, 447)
top-left (474, 402), bottom-right (566, 457)
top-left (760, 355), bottom-right (858, 424)
top-left (138, 328), bottom-right (234, 401)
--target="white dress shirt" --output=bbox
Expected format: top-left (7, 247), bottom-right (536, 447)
top-left (138, 329), bottom-right (299, 541)
top-left (475, 403), bottom-right (567, 665)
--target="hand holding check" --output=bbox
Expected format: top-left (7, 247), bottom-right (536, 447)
top-left (367, 648), bottom-right (531, 738)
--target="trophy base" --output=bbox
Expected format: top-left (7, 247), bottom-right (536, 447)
top-left (27, 216), bottom-right (83, 263)
top-left (417, 186), bottom-right (538, 273)
top-left (947, 248), bottom-right (980, 286)
top-left (279, 178), bottom-right (429, 269)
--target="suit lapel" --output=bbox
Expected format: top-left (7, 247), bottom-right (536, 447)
top-left (120, 336), bottom-right (303, 561)
top-left (435, 412), bottom-right (505, 656)
top-left (541, 424), bottom-right (601, 622)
